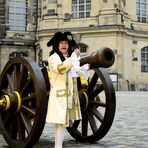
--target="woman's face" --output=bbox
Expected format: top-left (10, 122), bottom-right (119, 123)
top-left (58, 40), bottom-right (69, 54)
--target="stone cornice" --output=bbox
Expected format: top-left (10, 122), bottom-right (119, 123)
top-left (0, 38), bottom-right (34, 46)
top-left (37, 25), bottom-right (148, 38)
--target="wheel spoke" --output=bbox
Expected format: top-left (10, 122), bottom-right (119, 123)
top-left (20, 78), bottom-right (32, 96)
top-left (89, 108), bottom-right (104, 122)
top-left (21, 105), bottom-right (36, 117)
top-left (82, 111), bottom-right (88, 136)
top-left (18, 65), bottom-right (28, 92)
top-left (87, 112), bottom-right (97, 133)
top-left (6, 73), bottom-right (14, 91)
top-left (20, 112), bottom-right (32, 135)
top-left (22, 93), bottom-right (36, 103)
top-left (17, 113), bottom-right (25, 141)
top-left (87, 72), bottom-right (98, 93)
top-left (88, 84), bottom-right (104, 99)
top-left (13, 64), bottom-right (20, 91)
top-left (89, 100), bottom-right (107, 107)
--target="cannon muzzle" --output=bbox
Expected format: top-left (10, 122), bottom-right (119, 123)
top-left (80, 47), bottom-right (115, 69)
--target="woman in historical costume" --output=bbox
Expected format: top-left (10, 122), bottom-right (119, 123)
top-left (46, 31), bottom-right (89, 148)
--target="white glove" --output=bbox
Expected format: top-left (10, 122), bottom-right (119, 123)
top-left (69, 52), bottom-right (90, 79)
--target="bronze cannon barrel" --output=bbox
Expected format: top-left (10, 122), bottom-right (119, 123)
top-left (80, 47), bottom-right (115, 69)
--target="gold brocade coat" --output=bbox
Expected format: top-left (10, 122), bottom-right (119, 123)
top-left (46, 53), bottom-right (82, 126)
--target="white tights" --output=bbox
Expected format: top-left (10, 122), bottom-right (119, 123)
top-left (55, 125), bottom-right (66, 148)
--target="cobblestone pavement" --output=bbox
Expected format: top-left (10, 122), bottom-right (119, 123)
top-left (0, 91), bottom-right (148, 148)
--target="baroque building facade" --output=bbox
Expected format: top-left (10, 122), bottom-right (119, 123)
top-left (0, 0), bottom-right (38, 72)
top-left (0, 0), bottom-right (148, 91)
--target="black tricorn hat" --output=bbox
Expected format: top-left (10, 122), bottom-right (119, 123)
top-left (47, 31), bottom-right (76, 47)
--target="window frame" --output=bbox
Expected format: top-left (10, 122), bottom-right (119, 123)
top-left (72, 0), bottom-right (91, 18)
top-left (8, 0), bottom-right (28, 31)
top-left (141, 46), bottom-right (148, 72)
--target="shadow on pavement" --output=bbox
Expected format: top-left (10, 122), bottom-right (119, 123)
top-left (34, 138), bottom-right (103, 148)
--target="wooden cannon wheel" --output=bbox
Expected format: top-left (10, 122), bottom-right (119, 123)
top-left (67, 68), bottom-right (116, 143)
top-left (0, 57), bottom-right (48, 148)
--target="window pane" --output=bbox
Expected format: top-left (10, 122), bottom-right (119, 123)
top-left (79, 0), bottom-right (84, 4)
top-left (142, 17), bottom-right (146, 22)
top-left (86, 11), bottom-right (90, 17)
top-left (146, 47), bottom-right (148, 51)
top-left (136, 9), bottom-right (140, 15)
top-left (72, 13), bottom-right (77, 18)
top-left (9, 2), bottom-right (15, 6)
top-left (86, 4), bottom-right (91, 10)
top-left (79, 12), bottom-right (84, 18)
top-left (141, 0), bottom-right (146, 3)
top-left (136, 2), bottom-right (140, 8)
top-left (72, 6), bottom-right (77, 11)
top-left (141, 46), bottom-right (148, 72)
top-left (141, 53), bottom-right (145, 58)
top-left (142, 10), bottom-right (146, 16)
top-left (9, 7), bottom-right (16, 13)
top-left (86, 0), bottom-right (91, 3)
top-left (79, 5), bottom-right (84, 11)
top-left (146, 59), bottom-right (148, 64)
top-left (72, 0), bottom-right (77, 4)
top-left (141, 3), bottom-right (146, 9)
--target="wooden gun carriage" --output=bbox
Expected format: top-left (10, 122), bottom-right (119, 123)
top-left (0, 47), bottom-right (116, 148)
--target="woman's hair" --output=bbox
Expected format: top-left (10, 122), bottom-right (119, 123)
top-left (47, 32), bottom-right (76, 61)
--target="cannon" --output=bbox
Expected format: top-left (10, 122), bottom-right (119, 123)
top-left (0, 47), bottom-right (116, 148)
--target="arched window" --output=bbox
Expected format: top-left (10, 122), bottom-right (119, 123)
top-left (9, 51), bottom-right (28, 59)
top-left (141, 46), bottom-right (148, 72)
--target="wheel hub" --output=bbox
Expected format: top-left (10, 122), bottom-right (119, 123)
top-left (0, 91), bottom-right (21, 113)
top-left (79, 91), bottom-right (89, 111)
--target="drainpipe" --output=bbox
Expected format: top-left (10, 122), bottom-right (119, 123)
top-left (33, 0), bottom-right (39, 61)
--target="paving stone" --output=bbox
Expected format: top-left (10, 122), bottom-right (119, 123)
top-left (0, 91), bottom-right (148, 148)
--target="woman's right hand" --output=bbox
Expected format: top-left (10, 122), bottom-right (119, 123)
top-left (73, 48), bottom-right (80, 57)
